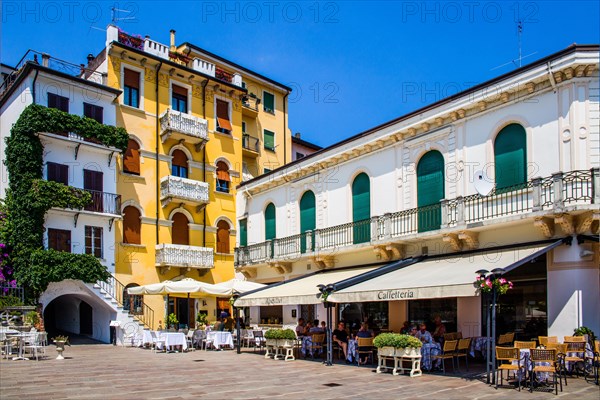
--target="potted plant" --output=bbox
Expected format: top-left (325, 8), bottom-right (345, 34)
top-left (166, 313), bottom-right (179, 330)
top-left (196, 312), bottom-right (208, 329)
top-left (574, 326), bottom-right (596, 345)
top-left (52, 335), bottom-right (70, 359)
top-left (24, 311), bottom-right (39, 327)
top-left (373, 333), bottom-right (422, 357)
top-left (264, 328), bottom-right (281, 348)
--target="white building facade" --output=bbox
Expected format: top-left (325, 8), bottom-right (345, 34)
top-left (234, 45), bottom-right (599, 340)
top-left (1, 52), bottom-right (145, 343)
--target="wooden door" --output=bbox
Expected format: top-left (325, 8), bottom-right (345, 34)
top-left (84, 169), bottom-right (104, 212)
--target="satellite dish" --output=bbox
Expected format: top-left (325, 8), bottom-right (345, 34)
top-left (474, 170), bottom-right (494, 196)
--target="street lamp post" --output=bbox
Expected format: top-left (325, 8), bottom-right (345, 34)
top-left (318, 284), bottom-right (334, 367)
top-left (476, 267), bottom-right (506, 385)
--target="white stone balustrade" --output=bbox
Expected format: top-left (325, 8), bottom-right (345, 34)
top-left (155, 244), bottom-right (214, 269)
top-left (192, 58), bottom-right (216, 77)
top-left (160, 175), bottom-right (209, 206)
top-left (144, 38), bottom-right (169, 59)
top-left (159, 108), bottom-right (209, 142)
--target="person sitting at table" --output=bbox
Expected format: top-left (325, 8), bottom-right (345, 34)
top-left (432, 316), bottom-right (446, 344)
top-left (321, 321), bottom-right (327, 331)
top-left (295, 318), bottom-right (306, 337)
top-left (309, 319), bottom-right (324, 335)
top-left (416, 323), bottom-right (433, 344)
top-left (333, 321), bottom-right (349, 361)
top-left (213, 319), bottom-right (223, 332)
top-left (409, 326), bottom-right (419, 337)
top-left (357, 322), bottom-right (375, 364)
top-left (224, 315), bottom-right (235, 332)
top-left (400, 321), bottom-right (411, 334)
top-left (157, 320), bottom-right (163, 331)
top-left (303, 320), bottom-right (313, 336)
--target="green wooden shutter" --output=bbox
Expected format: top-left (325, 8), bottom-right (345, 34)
top-left (239, 218), bottom-right (247, 247)
top-left (352, 173), bottom-right (370, 244)
top-left (265, 203), bottom-right (276, 240)
top-left (263, 92), bottom-right (275, 113)
top-left (417, 151), bottom-right (444, 232)
top-left (494, 124), bottom-right (527, 191)
top-left (264, 130), bottom-right (275, 151)
top-left (299, 191), bottom-right (316, 253)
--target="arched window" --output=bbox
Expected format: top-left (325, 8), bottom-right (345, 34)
top-left (216, 220), bottom-right (231, 254)
top-left (123, 206), bottom-right (141, 244)
top-left (123, 283), bottom-right (143, 315)
top-left (299, 191), bottom-right (316, 253)
top-left (352, 173), bottom-right (370, 244)
top-left (264, 203), bottom-right (276, 257)
top-left (494, 123), bottom-right (527, 191)
top-left (417, 150), bottom-right (445, 232)
top-left (172, 212), bottom-right (189, 245)
top-left (171, 149), bottom-right (188, 178)
top-left (123, 139), bottom-right (140, 175)
top-left (216, 161), bottom-right (230, 193)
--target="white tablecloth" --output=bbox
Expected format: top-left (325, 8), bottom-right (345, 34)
top-left (206, 332), bottom-right (234, 349)
top-left (142, 330), bottom-right (154, 347)
top-left (158, 332), bottom-right (188, 351)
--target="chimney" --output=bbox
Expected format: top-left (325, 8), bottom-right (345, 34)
top-left (294, 132), bottom-right (301, 138)
top-left (41, 53), bottom-right (50, 67)
top-left (87, 53), bottom-right (95, 65)
top-left (170, 29), bottom-right (176, 52)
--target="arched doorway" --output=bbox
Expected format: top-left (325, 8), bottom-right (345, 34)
top-left (43, 295), bottom-right (94, 338)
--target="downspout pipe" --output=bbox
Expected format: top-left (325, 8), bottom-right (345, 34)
top-left (201, 79), bottom-right (209, 247)
top-left (32, 69), bottom-right (39, 104)
top-left (155, 61), bottom-right (163, 244)
top-left (283, 90), bottom-right (289, 164)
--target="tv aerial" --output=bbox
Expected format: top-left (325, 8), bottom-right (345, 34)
top-left (474, 170), bottom-right (494, 196)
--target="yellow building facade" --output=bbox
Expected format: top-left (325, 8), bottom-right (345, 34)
top-left (90, 25), bottom-right (291, 329)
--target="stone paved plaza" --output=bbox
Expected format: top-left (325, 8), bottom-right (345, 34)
top-left (1, 344), bottom-right (598, 399)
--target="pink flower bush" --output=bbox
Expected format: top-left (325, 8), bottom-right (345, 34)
top-left (475, 275), bottom-right (513, 295)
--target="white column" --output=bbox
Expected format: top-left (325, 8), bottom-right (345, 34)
top-left (457, 296), bottom-right (482, 338)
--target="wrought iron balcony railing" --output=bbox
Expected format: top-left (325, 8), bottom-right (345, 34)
top-left (84, 190), bottom-right (122, 215)
top-left (155, 244), bottom-right (214, 270)
top-left (235, 169), bottom-right (598, 266)
top-left (242, 134), bottom-right (260, 153)
top-left (159, 108), bottom-right (209, 143)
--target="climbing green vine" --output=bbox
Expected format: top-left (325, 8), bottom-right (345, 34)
top-left (4, 104), bottom-right (128, 301)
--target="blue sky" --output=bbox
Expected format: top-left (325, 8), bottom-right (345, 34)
top-left (2, 1), bottom-right (599, 148)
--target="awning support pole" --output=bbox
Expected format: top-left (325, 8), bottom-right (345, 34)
top-left (324, 302), bottom-right (333, 366)
top-left (486, 294), bottom-right (491, 383)
top-left (235, 306), bottom-right (241, 354)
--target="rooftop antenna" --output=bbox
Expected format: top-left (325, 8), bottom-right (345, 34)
top-left (111, 7), bottom-right (136, 24)
top-left (491, 14), bottom-right (537, 71)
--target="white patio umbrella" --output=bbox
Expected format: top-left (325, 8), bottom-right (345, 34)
top-left (213, 278), bottom-right (265, 294)
top-left (126, 278), bottom-right (231, 297)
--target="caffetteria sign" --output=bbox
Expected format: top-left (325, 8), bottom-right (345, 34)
top-left (377, 290), bottom-right (415, 300)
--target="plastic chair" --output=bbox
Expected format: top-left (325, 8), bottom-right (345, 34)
top-left (530, 348), bottom-right (562, 394)
top-left (150, 331), bottom-right (166, 353)
top-left (186, 330), bottom-right (195, 351)
top-left (495, 347), bottom-right (523, 391)
top-left (23, 332), bottom-right (45, 361)
top-left (431, 340), bottom-right (458, 374)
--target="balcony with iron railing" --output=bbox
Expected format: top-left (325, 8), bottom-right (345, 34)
top-left (160, 175), bottom-right (209, 208)
top-left (242, 134), bottom-right (260, 156)
top-left (0, 50), bottom-right (107, 96)
top-left (242, 95), bottom-right (260, 117)
top-left (84, 190), bottom-right (122, 216)
top-left (155, 244), bottom-right (215, 272)
top-left (235, 169), bottom-right (599, 267)
top-left (159, 108), bottom-right (209, 145)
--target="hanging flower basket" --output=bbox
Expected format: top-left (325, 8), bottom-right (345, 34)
top-left (474, 276), bottom-right (513, 295)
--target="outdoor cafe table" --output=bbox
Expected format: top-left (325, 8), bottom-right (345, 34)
top-left (158, 332), bottom-right (188, 352)
top-left (7, 332), bottom-right (34, 361)
top-left (206, 331), bottom-right (234, 350)
top-left (470, 336), bottom-right (491, 358)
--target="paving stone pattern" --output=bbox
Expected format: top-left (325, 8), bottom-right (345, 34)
top-left (1, 344), bottom-right (598, 399)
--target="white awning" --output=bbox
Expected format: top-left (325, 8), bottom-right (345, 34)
top-left (234, 266), bottom-right (377, 307)
top-left (327, 245), bottom-right (552, 303)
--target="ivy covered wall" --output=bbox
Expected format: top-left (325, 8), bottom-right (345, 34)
top-left (3, 104), bottom-right (129, 301)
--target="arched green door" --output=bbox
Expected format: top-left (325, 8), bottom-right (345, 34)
top-left (299, 191), bottom-right (316, 253)
top-left (264, 203), bottom-right (276, 257)
top-left (417, 151), bottom-right (444, 232)
top-left (494, 124), bottom-right (527, 191)
top-left (352, 173), bottom-right (371, 244)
